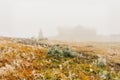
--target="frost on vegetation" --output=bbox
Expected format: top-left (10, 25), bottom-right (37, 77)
top-left (46, 45), bottom-right (78, 58)
top-left (0, 39), bottom-right (120, 80)
top-left (96, 55), bottom-right (107, 68)
top-left (0, 64), bottom-right (15, 75)
top-left (12, 59), bottom-right (22, 68)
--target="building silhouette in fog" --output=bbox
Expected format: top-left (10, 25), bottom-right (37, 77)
top-left (51, 26), bottom-right (120, 42)
top-left (53, 26), bottom-right (98, 41)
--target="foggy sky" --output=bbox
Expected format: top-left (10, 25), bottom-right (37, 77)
top-left (0, 0), bottom-right (120, 38)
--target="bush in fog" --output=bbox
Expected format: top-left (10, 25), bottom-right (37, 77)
top-left (46, 45), bottom-right (77, 58)
top-left (62, 47), bottom-right (77, 57)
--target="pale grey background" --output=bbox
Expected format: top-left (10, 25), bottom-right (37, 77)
top-left (0, 0), bottom-right (120, 38)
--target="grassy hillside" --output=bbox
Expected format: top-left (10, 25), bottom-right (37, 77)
top-left (0, 37), bottom-right (120, 80)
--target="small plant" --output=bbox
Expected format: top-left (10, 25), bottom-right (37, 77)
top-left (46, 45), bottom-right (77, 58)
top-left (46, 45), bottom-right (63, 58)
top-left (63, 47), bottom-right (77, 58)
top-left (97, 56), bottom-right (106, 68)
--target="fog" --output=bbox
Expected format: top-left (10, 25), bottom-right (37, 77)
top-left (0, 0), bottom-right (120, 41)
top-left (51, 26), bottom-right (120, 42)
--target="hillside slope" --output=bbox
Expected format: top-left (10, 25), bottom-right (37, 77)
top-left (0, 37), bottom-right (120, 80)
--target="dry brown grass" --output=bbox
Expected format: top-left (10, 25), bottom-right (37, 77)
top-left (0, 38), bottom-right (120, 80)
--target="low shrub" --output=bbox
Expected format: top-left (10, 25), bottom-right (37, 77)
top-left (46, 45), bottom-right (77, 58)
